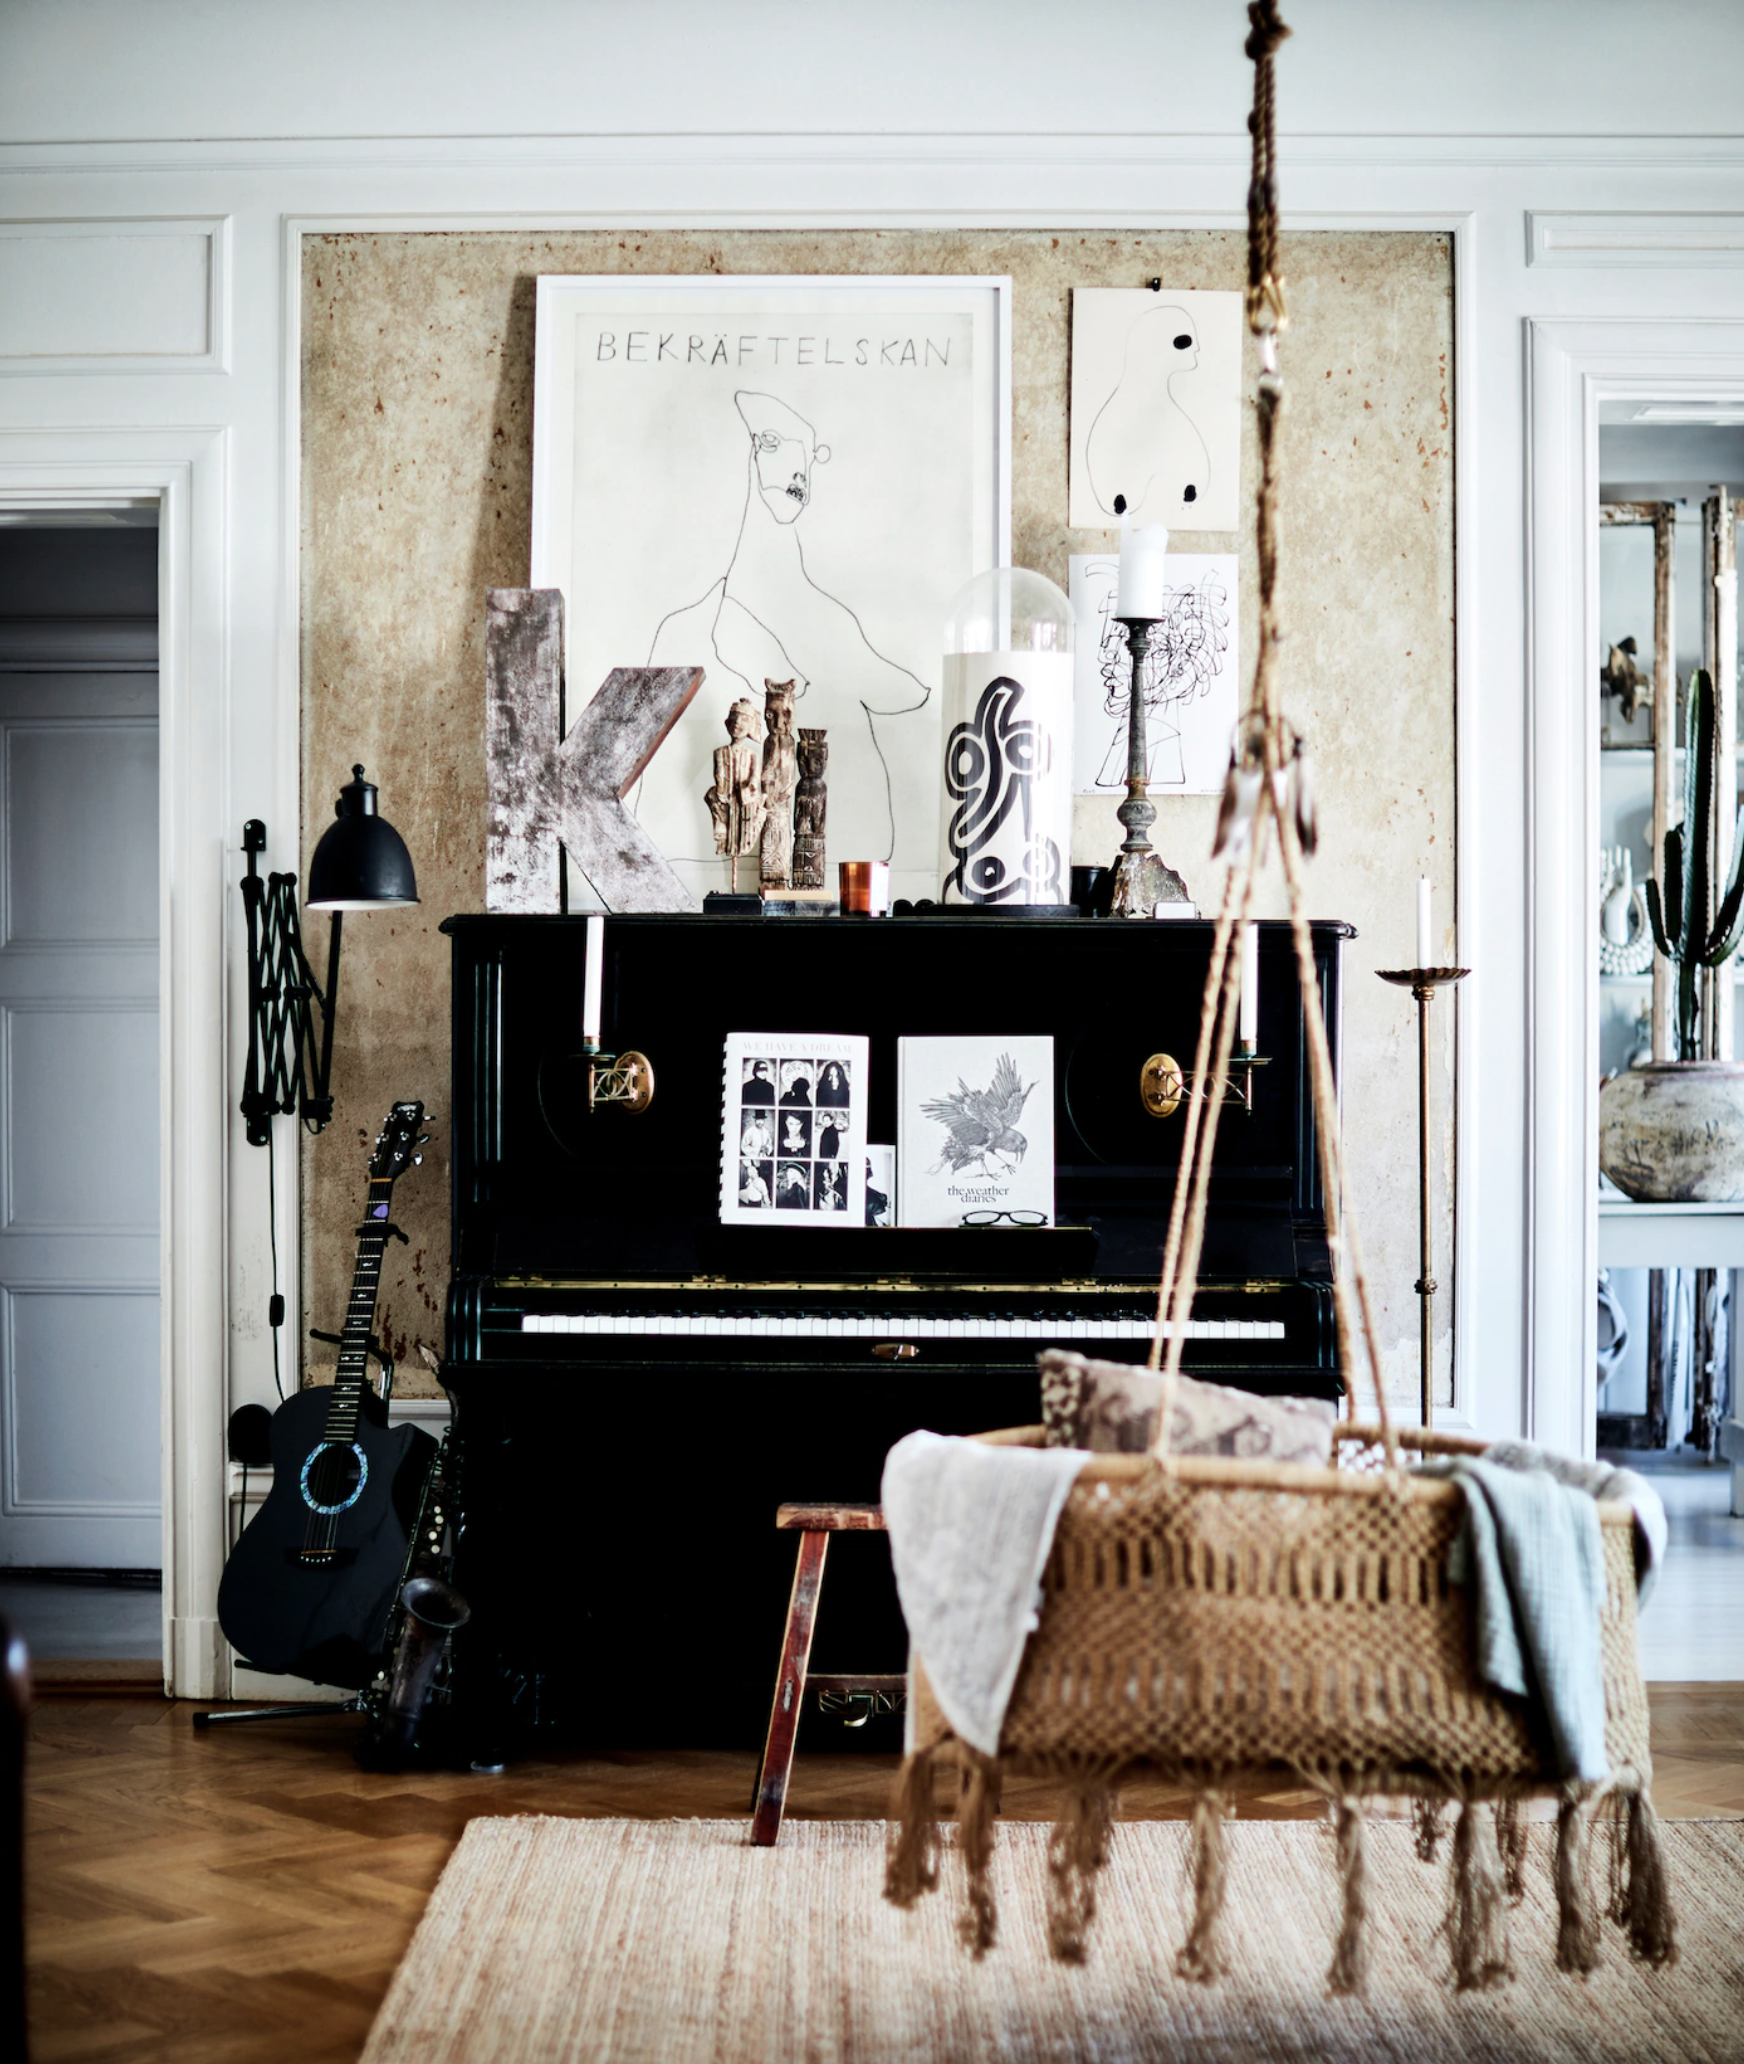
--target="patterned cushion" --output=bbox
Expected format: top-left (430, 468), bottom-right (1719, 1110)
top-left (1038, 1349), bottom-right (1337, 1463)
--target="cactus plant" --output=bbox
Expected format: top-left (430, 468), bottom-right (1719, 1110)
top-left (1645, 667), bottom-right (1744, 1059)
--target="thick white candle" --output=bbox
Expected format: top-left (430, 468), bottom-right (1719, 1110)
top-left (1416, 878), bottom-right (1432, 969)
top-left (1240, 920), bottom-right (1259, 1048)
top-left (583, 912), bottom-right (604, 1050)
top-left (1116, 521), bottom-right (1171, 619)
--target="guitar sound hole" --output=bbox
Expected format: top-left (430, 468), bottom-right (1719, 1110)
top-left (300, 1440), bottom-right (368, 1517)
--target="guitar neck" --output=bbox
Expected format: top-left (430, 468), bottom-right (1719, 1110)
top-left (322, 1175), bottom-right (396, 1442)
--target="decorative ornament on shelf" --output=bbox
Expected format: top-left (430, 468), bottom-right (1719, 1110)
top-left (760, 679), bottom-right (797, 893)
top-left (939, 567), bottom-right (1075, 910)
top-left (792, 728), bottom-right (829, 889)
top-left (1597, 845), bottom-right (1654, 977)
top-left (1601, 635), bottom-right (1650, 731)
top-left (704, 696), bottom-right (766, 895)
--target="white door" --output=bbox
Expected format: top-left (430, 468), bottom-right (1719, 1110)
top-left (0, 618), bottom-right (159, 1567)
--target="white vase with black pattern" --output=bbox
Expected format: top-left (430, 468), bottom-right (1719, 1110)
top-left (939, 568), bottom-right (1076, 907)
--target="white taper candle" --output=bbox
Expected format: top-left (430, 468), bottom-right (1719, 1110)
top-left (1115, 521), bottom-right (1171, 619)
top-left (583, 912), bottom-right (605, 1050)
top-left (1240, 920), bottom-right (1259, 1048)
top-left (1416, 878), bottom-right (1432, 970)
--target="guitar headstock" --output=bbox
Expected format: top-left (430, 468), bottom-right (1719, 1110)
top-left (369, 1101), bottom-right (427, 1184)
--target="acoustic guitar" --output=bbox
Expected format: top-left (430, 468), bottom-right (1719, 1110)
top-left (218, 1102), bottom-right (438, 1688)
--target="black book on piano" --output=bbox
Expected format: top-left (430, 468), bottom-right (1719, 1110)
top-left (440, 911), bottom-right (1352, 1756)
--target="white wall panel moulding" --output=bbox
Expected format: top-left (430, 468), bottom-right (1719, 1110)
top-left (1529, 213), bottom-right (1744, 268)
top-left (4, 132), bottom-right (1744, 180)
top-left (0, 217), bottom-right (229, 373)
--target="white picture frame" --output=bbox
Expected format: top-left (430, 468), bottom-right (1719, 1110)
top-left (1067, 287), bottom-right (1243, 532)
top-left (532, 275), bottom-right (1012, 908)
top-left (1069, 551), bottom-right (1239, 797)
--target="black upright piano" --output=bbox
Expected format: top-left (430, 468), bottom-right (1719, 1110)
top-left (441, 911), bottom-right (1352, 1754)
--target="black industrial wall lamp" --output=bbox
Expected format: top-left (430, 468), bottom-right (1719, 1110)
top-left (239, 765), bottom-right (419, 1145)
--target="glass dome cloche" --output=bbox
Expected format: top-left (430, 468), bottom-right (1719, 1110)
top-left (939, 567), bottom-right (1076, 909)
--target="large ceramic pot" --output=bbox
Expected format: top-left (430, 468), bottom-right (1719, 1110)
top-left (1599, 1060), bottom-right (1744, 1202)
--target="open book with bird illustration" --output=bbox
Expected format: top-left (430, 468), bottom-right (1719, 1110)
top-left (896, 1035), bottom-right (1054, 1230)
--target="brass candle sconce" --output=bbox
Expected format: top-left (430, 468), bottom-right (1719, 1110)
top-left (1139, 1049), bottom-right (1269, 1119)
top-left (585, 1047), bottom-right (656, 1115)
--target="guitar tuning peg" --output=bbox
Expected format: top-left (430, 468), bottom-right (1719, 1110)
top-left (417, 1134), bottom-right (429, 1145)
top-left (412, 1154), bottom-right (423, 1165)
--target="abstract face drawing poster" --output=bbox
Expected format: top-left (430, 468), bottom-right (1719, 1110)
top-left (1067, 288), bottom-right (1242, 533)
top-left (532, 277), bottom-right (1011, 906)
top-left (1068, 554), bottom-right (1239, 798)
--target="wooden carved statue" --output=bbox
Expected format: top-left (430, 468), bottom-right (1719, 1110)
top-left (793, 726), bottom-right (829, 889)
top-left (705, 696), bottom-right (766, 892)
top-left (760, 679), bottom-right (797, 891)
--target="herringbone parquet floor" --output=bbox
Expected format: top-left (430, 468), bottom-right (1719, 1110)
top-left (24, 1687), bottom-right (1744, 2063)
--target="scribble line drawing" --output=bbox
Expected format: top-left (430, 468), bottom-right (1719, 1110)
top-left (1085, 305), bottom-right (1213, 522)
top-left (641, 390), bottom-right (932, 862)
top-left (1091, 569), bottom-right (1231, 790)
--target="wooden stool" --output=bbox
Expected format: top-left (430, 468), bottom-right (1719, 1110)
top-left (750, 1502), bottom-right (904, 1846)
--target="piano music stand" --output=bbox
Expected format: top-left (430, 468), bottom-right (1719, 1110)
top-left (750, 1502), bottom-right (904, 1846)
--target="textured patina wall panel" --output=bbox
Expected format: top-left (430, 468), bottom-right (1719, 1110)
top-left (301, 229), bottom-right (1452, 1402)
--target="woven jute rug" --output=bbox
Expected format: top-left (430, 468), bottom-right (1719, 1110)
top-left (361, 1816), bottom-right (1744, 2064)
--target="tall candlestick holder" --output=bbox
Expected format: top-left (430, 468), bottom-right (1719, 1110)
top-left (1109, 617), bottom-right (1193, 918)
top-left (1375, 964), bottom-right (1468, 1429)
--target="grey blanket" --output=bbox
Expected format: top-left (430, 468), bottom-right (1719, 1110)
top-left (1434, 1444), bottom-right (1666, 1785)
top-left (882, 1431), bottom-right (1089, 1759)
top-left (1446, 1457), bottom-right (1610, 1782)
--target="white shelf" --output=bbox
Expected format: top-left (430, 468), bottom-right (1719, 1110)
top-left (1601, 970), bottom-right (1744, 985)
top-left (1599, 1201), bottom-right (1744, 1269)
top-left (1601, 745), bottom-right (1744, 764)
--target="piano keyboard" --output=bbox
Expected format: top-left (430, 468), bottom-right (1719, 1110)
top-left (521, 1312), bottom-right (1286, 1343)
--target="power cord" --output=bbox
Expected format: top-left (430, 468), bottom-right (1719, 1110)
top-left (266, 1122), bottom-right (286, 1401)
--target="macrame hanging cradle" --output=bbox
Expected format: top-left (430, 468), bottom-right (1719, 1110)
top-left (885, 3), bottom-right (1676, 1996)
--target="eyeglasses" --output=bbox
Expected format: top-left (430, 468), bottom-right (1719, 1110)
top-left (960, 1209), bottom-right (1049, 1228)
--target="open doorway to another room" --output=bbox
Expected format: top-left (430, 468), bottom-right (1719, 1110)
top-left (1596, 405), bottom-right (1744, 1680)
top-left (0, 509), bottom-right (162, 1679)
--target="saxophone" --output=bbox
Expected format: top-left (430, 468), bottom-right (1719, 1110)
top-left (356, 1367), bottom-right (469, 1767)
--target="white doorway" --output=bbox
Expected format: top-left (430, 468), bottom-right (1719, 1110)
top-left (0, 514), bottom-right (161, 1573)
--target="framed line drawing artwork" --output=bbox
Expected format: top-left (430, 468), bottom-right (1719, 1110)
top-left (532, 275), bottom-right (1012, 908)
top-left (1068, 552), bottom-right (1239, 797)
top-left (1067, 287), bottom-right (1242, 532)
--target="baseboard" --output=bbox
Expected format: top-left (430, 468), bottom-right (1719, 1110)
top-left (225, 1665), bottom-right (361, 1707)
top-left (33, 1656), bottom-right (163, 1695)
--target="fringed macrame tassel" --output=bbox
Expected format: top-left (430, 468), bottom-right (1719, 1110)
top-left (1448, 1799), bottom-right (1513, 1991)
top-left (1614, 1786), bottom-right (1680, 1969)
top-left (1326, 1797), bottom-right (1370, 1997)
top-left (883, 1749), bottom-right (941, 1911)
top-left (955, 1754), bottom-right (1000, 1959)
top-left (1411, 1795), bottom-right (1446, 1863)
top-left (1494, 1799), bottom-right (1526, 1904)
top-left (1176, 1789), bottom-right (1231, 1984)
top-left (1045, 1779), bottom-right (1115, 1965)
top-left (1554, 1790), bottom-right (1601, 1977)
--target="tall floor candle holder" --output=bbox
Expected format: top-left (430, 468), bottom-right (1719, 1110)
top-left (1375, 964), bottom-right (1468, 1429)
